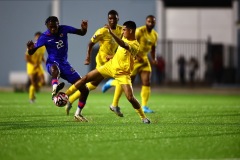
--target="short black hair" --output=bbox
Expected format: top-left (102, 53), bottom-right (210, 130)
top-left (146, 15), bottom-right (155, 19)
top-left (45, 16), bottom-right (59, 25)
top-left (34, 31), bottom-right (42, 36)
top-left (108, 10), bottom-right (118, 16)
top-left (123, 21), bottom-right (136, 30)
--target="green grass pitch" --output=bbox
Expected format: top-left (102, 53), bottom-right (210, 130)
top-left (0, 90), bottom-right (239, 160)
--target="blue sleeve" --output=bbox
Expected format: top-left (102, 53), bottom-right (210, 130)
top-left (34, 35), bottom-right (45, 48)
top-left (62, 25), bottom-right (79, 34)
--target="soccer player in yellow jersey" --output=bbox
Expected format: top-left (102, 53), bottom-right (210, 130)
top-left (102, 15), bottom-right (158, 113)
top-left (65, 10), bottom-right (123, 116)
top-left (63, 21), bottom-right (150, 124)
top-left (25, 32), bottom-right (46, 103)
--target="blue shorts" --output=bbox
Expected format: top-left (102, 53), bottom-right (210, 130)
top-left (46, 60), bottom-right (81, 84)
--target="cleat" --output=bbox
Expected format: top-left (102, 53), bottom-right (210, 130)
top-left (142, 106), bottom-right (154, 113)
top-left (142, 118), bottom-right (151, 124)
top-left (74, 114), bottom-right (88, 122)
top-left (110, 106), bottom-right (124, 117)
top-left (102, 79), bottom-right (114, 93)
top-left (29, 96), bottom-right (36, 103)
top-left (29, 99), bottom-right (35, 103)
top-left (65, 101), bottom-right (72, 116)
top-left (52, 82), bottom-right (65, 99)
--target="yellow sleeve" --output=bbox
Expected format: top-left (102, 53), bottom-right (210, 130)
top-left (153, 30), bottom-right (158, 46)
top-left (90, 28), bottom-right (106, 43)
top-left (128, 40), bottom-right (140, 56)
top-left (135, 28), bottom-right (141, 42)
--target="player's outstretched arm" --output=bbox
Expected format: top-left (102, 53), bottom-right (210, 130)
top-left (84, 41), bottom-right (95, 65)
top-left (76, 20), bottom-right (88, 36)
top-left (150, 45), bottom-right (157, 65)
top-left (26, 40), bottom-right (38, 55)
top-left (105, 24), bottom-right (129, 50)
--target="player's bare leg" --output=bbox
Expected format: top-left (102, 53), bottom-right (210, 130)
top-left (73, 69), bottom-right (103, 122)
top-left (28, 74), bottom-right (37, 103)
top-left (109, 84), bottom-right (124, 117)
top-left (139, 71), bottom-right (154, 113)
top-left (65, 78), bottom-right (101, 115)
top-left (121, 84), bottom-right (150, 124)
top-left (73, 82), bottom-right (89, 122)
top-left (50, 64), bottom-right (65, 99)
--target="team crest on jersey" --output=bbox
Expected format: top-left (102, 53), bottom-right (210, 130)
top-left (70, 68), bottom-right (75, 73)
top-left (60, 33), bottom-right (63, 37)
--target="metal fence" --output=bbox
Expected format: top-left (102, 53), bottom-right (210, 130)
top-left (90, 40), bottom-right (237, 85)
top-left (159, 39), bottom-right (207, 82)
top-left (152, 39), bottom-right (237, 85)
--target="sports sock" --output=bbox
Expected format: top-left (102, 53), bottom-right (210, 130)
top-left (69, 91), bottom-right (81, 104)
top-left (135, 108), bottom-right (146, 119)
top-left (86, 82), bottom-right (97, 90)
top-left (38, 82), bottom-right (43, 88)
top-left (111, 79), bottom-right (118, 86)
top-left (112, 83), bottom-right (122, 107)
top-left (141, 85), bottom-right (150, 107)
top-left (68, 82), bottom-right (97, 104)
top-left (52, 79), bottom-right (58, 92)
top-left (36, 82), bottom-right (43, 92)
top-left (75, 101), bottom-right (86, 115)
top-left (29, 84), bottom-right (35, 100)
top-left (65, 84), bottom-right (78, 96)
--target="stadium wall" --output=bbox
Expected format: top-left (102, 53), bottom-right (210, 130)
top-left (0, 0), bottom-right (237, 87)
top-left (0, 0), bottom-right (156, 87)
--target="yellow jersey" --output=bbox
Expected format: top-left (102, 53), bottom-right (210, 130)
top-left (111, 38), bottom-right (139, 75)
top-left (91, 25), bottom-right (123, 66)
top-left (26, 46), bottom-right (46, 74)
top-left (135, 25), bottom-right (158, 58)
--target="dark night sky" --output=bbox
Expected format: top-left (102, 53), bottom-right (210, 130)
top-left (163, 0), bottom-right (232, 8)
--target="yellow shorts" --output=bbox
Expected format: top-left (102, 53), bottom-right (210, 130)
top-left (95, 52), bottom-right (114, 69)
top-left (95, 54), bottom-right (105, 69)
top-left (131, 58), bottom-right (152, 76)
top-left (97, 61), bottom-right (132, 85)
top-left (27, 64), bottom-right (44, 75)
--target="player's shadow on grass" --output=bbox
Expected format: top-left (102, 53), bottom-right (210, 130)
top-left (0, 120), bottom-right (78, 131)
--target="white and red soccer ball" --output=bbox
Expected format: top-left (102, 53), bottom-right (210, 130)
top-left (53, 92), bottom-right (68, 107)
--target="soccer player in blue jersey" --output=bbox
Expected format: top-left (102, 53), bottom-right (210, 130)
top-left (27, 16), bottom-right (89, 121)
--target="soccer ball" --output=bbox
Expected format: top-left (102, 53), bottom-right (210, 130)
top-left (53, 92), bottom-right (68, 107)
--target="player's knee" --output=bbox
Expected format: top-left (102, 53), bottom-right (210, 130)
top-left (42, 81), bottom-right (46, 86)
top-left (79, 85), bottom-right (89, 96)
top-left (33, 83), bottom-right (39, 89)
top-left (126, 94), bottom-right (135, 102)
top-left (142, 79), bottom-right (151, 86)
top-left (142, 82), bottom-right (150, 86)
top-left (50, 65), bottom-right (60, 76)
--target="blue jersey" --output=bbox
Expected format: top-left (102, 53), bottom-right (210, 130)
top-left (35, 25), bottom-right (78, 63)
top-left (34, 25), bottom-right (82, 84)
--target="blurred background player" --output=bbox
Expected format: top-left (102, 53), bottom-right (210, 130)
top-left (65, 10), bottom-right (123, 116)
top-left (26, 16), bottom-right (89, 121)
top-left (25, 31), bottom-right (46, 103)
top-left (177, 55), bottom-right (186, 86)
top-left (62, 21), bottom-right (150, 124)
top-left (102, 15), bottom-right (158, 113)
